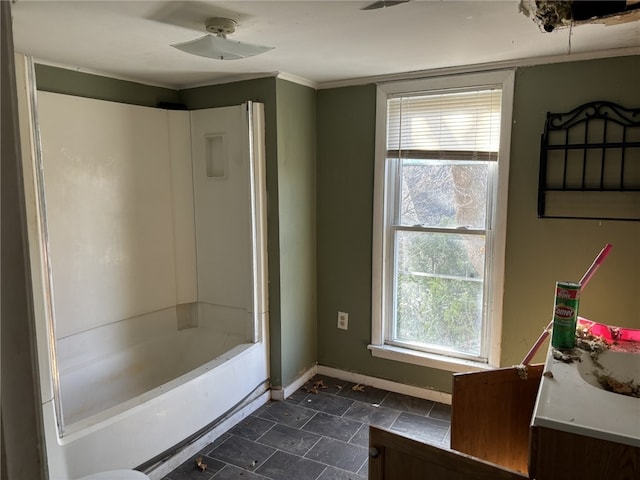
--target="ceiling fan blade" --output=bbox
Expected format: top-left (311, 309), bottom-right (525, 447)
top-left (361, 0), bottom-right (410, 11)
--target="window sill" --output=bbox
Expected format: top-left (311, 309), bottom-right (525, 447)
top-left (368, 344), bottom-right (495, 373)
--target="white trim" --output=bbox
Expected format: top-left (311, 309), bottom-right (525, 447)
top-left (179, 71), bottom-right (318, 90)
top-left (26, 57), bottom-right (176, 89)
top-left (376, 69), bottom-right (515, 96)
top-left (145, 391), bottom-right (270, 480)
top-left (176, 72), bottom-right (280, 90)
top-left (270, 365), bottom-right (318, 401)
top-left (487, 70), bottom-right (515, 367)
top-left (316, 365), bottom-right (452, 406)
top-left (368, 344), bottom-right (492, 374)
top-left (273, 363), bottom-right (454, 405)
top-left (28, 58), bottom-right (283, 91)
top-left (276, 72), bottom-right (318, 89)
top-left (371, 70), bottom-right (514, 370)
top-left (371, 86), bottom-right (389, 347)
top-left (317, 46), bottom-right (640, 90)
top-left (30, 58), bottom-right (319, 92)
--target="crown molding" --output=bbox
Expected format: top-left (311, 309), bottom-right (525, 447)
top-left (317, 46), bottom-right (640, 90)
top-left (27, 57), bottom-right (176, 89)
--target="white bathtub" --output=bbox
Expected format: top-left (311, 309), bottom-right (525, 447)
top-left (43, 305), bottom-right (269, 480)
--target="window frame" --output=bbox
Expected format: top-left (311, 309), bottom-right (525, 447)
top-left (369, 70), bottom-right (515, 372)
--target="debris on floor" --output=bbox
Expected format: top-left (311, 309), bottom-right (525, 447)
top-left (352, 384), bottom-right (365, 392)
top-left (195, 456), bottom-right (207, 472)
top-left (302, 378), bottom-right (329, 394)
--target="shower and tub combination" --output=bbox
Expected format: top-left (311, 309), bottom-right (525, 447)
top-left (17, 56), bottom-right (269, 479)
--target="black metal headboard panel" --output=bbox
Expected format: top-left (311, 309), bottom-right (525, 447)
top-left (538, 101), bottom-right (640, 221)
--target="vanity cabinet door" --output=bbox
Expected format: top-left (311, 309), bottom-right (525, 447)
top-left (369, 426), bottom-right (528, 480)
top-left (529, 426), bottom-right (639, 480)
top-left (452, 364), bottom-right (543, 474)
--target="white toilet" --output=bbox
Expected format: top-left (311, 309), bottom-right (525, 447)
top-left (76, 470), bottom-right (149, 480)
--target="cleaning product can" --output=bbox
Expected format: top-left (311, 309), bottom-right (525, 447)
top-left (551, 281), bottom-right (581, 349)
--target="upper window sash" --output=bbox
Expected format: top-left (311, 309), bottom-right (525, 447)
top-left (386, 86), bottom-right (503, 161)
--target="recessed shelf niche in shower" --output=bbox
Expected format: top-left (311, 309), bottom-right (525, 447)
top-left (206, 133), bottom-right (226, 178)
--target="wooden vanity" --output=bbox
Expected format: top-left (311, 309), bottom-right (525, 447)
top-left (368, 358), bottom-right (640, 479)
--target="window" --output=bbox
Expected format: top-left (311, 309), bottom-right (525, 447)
top-left (370, 71), bottom-right (514, 372)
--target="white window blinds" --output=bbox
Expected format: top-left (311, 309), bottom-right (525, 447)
top-left (387, 88), bottom-right (502, 161)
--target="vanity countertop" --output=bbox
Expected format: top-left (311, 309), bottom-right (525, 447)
top-left (531, 345), bottom-right (640, 447)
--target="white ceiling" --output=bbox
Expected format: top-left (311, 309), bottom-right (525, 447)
top-left (10, 0), bottom-right (640, 89)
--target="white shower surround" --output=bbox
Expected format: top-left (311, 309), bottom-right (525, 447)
top-left (18, 68), bottom-right (269, 480)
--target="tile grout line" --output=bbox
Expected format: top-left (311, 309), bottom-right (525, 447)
top-left (357, 453), bottom-right (369, 478)
top-left (298, 410), bottom-right (318, 431)
top-left (312, 465), bottom-right (328, 480)
top-left (302, 433), bottom-right (325, 461)
top-left (253, 420), bottom-right (277, 448)
top-left (254, 448), bottom-right (281, 479)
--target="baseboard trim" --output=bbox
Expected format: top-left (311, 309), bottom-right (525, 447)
top-left (270, 365), bottom-right (318, 401)
top-left (316, 365), bottom-right (452, 405)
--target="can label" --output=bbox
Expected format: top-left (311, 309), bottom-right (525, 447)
top-left (551, 281), bottom-right (581, 350)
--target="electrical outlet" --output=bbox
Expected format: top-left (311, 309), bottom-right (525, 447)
top-left (337, 311), bottom-right (348, 330)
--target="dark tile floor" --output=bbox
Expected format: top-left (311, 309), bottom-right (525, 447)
top-left (162, 375), bottom-right (451, 480)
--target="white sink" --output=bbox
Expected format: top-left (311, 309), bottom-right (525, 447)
top-left (532, 345), bottom-right (640, 447)
top-left (578, 349), bottom-right (640, 394)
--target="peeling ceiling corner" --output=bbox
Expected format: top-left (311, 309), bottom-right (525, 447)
top-left (520, 0), bottom-right (640, 32)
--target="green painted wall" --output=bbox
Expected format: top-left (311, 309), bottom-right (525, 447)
top-left (316, 85), bottom-right (453, 394)
top-left (502, 56), bottom-right (640, 366)
top-left (316, 56), bottom-right (640, 394)
top-left (275, 79), bottom-right (317, 387)
top-left (34, 64), bottom-right (180, 107)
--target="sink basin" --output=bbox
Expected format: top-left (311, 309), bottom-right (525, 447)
top-left (577, 349), bottom-right (640, 395)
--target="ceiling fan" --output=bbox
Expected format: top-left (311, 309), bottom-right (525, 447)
top-left (361, 0), bottom-right (410, 10)
top-left (171, 17), bottom-right (273, 61)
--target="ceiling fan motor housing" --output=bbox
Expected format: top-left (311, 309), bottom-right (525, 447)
top-left (205, 17), bottom-right (237, 37)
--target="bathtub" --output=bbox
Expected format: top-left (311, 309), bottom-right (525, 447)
top-left (43, 304), bottom-right (269, 480)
